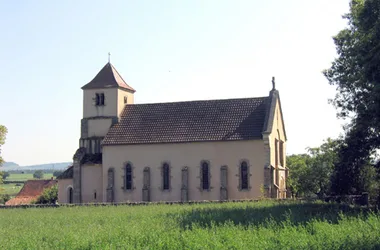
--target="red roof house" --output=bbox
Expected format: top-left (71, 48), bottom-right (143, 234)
top-left (5, 179), bottom-right (57, 206)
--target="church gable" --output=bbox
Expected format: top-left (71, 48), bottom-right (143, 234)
top-left (262, 89), bottom-right (287, 141)
top-left (102, 96), bottom-right (270, 146)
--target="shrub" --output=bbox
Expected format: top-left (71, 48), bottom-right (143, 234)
top-left (34, 184), bottom-right (58, 204)
top-left (0, 194), bottom-right (10, 204)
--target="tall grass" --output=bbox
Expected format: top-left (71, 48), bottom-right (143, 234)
top-left (0, 200), bottom-right (379, 249)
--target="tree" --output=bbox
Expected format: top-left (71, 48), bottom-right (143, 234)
top-left (0, 125), bottom-right (7, 167)
top-left (287, 138), bottom-right (341, 198)
top-left (33, 170), bottom-right (44, 179)
top-left (323, 0), bottom-right (380, 194)
top-left (286, 154), bottom-right (310, 198)
top-left (34, 185), bottom-right (58, 204)
top-left (0, 125), bottom-right (8, 184)
top-left (53, 171), bottom-right (63, 178)
top-left (1, 172), bottom-right (10, 180)
top-left (306, 138), bottom-right (342, 197)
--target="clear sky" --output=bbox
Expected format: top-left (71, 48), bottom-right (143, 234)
top-left (0, 0), bottom-right (351, 166)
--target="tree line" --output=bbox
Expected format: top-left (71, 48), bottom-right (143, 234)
top-left (286, 137), bottom-right (379, 202)
top-left (287, 0), bottom-right (380, 204)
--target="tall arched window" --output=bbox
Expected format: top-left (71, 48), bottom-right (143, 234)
top-left (240, 161), bottom-right (249, 190)
top-left (67, 187), bottom-right (73, 204)
top-left (125, 163), bottom-right (133, 190)
top-left (201, 161), bottom-right (210, 190)
top-left (163, 163), bottom-right (170, 190)
top-left (107, 168), bottom-right (115, 202)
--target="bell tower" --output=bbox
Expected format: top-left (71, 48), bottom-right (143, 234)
top-left (79, 61), bottom-right (136, 154)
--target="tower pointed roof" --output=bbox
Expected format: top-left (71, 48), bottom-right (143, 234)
top-left (81, 62), bottom-right (136, 93)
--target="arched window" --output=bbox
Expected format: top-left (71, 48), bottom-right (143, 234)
top-left (240, 161), bottom-right (249, 190)
top-left (143, 167), bottom-right (150, 188)
top-left (107, 168), bottom-right (115, 202)
top-left (125, 163), bottom-right (133, 190)
top-left (201, 161), bottom-right (210, 190)
top-left (67, 187), bottom-right (73, 204)
top-left (162, 163), bottom-right (170, 190)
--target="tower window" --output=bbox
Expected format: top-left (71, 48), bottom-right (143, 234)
top-left (95, 93), bottom-right (105, 106)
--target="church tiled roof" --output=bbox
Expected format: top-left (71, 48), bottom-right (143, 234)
top-left (102, 96), bottom-right (270, 146)
top-left (81, 62), bottom-right (135, 92)
top-left (56, 166), bottom-right (73, 179)
top-left (57, 153), bottom-right (102, 180)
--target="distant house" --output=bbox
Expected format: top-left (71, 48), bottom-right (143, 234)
top-left (5, 179), bottom-right (57, 206)
top-left (57, 62), bottom-right (288, 204)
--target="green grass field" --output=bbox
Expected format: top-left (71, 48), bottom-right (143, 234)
top-left (0, 183), bottom-right (22, 196)
top-left (5, 173), bottom-right (53, 181)
top-left (0, 200), bottom-right (379, 249)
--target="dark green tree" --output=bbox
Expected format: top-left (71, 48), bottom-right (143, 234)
top-left (53, 171), bottom-right (63, 178)
top-left (33, 170), bottom-right (44, 179)
top-left (323, 0), bottom-right (380, 194)
top-left (1, 172), bottom-right (10, 180)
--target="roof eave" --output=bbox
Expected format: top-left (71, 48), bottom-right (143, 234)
top-left (81, 85), bottom-right (136, 93)
top-left (101, 137), bottom-right (264, 147)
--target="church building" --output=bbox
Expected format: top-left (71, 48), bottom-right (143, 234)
top-left (57, 61), bottom-right (288, 204)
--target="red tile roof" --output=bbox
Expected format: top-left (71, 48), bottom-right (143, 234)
top-left (5, 179), bottom-right (57, 206)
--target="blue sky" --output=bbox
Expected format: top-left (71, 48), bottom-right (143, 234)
top-left (0, 0), bottom-right (350, 166)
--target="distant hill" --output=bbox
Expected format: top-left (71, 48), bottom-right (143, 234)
top-left (2, 162), bottom-right (20, 167)
top-left (1, 162), bottom-right (72, 171)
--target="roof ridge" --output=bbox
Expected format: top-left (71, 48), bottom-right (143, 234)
top-left (125, 96), bottom-right (269, 106)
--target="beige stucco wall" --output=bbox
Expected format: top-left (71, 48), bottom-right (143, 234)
top-left (57, 178), bottom-right (73, 204)
top-left (117, 89), bottom-right (134, 116)
top-left (82, 88), bottom-right (134, 118)
top-left (81, 164), bottom-right (103, 203)
top-left (101, 140), bottom-right (266, 202)
top-left (83, 88), bottom-right (118, 118)
top-left (88, 119), bottom-right (113, 137)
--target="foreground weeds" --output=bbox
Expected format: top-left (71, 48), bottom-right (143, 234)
top-left (0, 200), bottom-right (379, 249)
